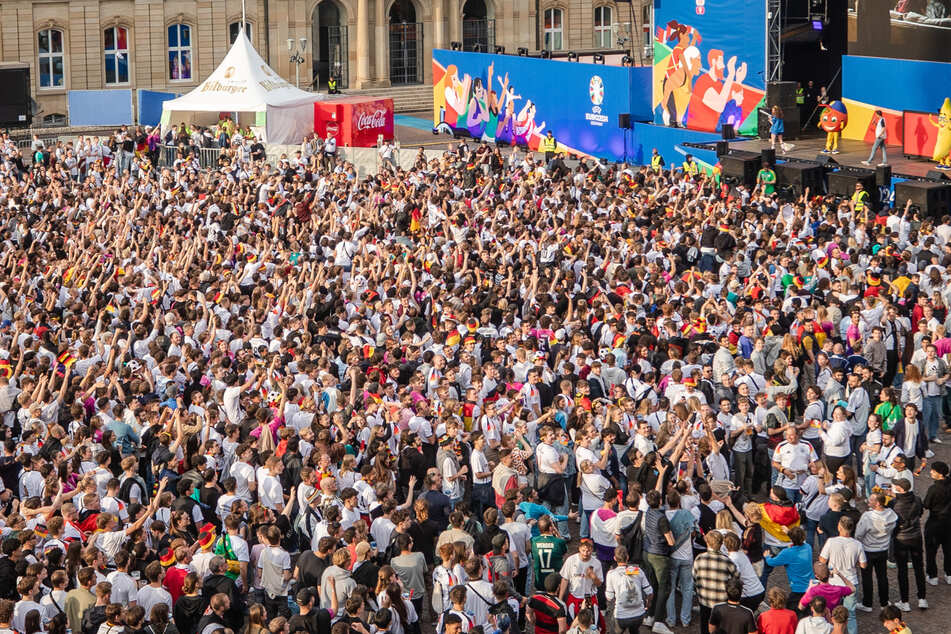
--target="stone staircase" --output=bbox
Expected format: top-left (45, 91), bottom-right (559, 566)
top-left (344, 84), bottom-right (432, 114)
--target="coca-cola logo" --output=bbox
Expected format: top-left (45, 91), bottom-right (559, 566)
top-left (326, 122), bottom-right (339, 136)
top-left (356, 109), bottom-right (388, 131)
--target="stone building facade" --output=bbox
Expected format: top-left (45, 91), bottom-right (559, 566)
top-left (4, 0), bottom-right (651, 122)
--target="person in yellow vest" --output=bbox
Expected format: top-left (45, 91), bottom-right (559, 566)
top-left (650, 148), bottom-right (665, 173)
top-left (542, 130), bottom-right (557, 163)
top-left (851, 181), bottom-right (871, 218)
top-left (682, 153), bottom-right (699, 176)
top-left (328, 75), bottom-right (339, 94)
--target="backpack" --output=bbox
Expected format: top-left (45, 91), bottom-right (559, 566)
top-left (618, 512), bottom-right (644, 565)
top-left (617, 567), bottom-right (644, 609)
top-left (81, 605), bottom-right (107, 634)
top-left (118, 475), bottom-right (148, 505)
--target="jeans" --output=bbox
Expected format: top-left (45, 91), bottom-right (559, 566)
top-left (699, 252), bottom-right (717, 273)
top-left (732, 450), bottom-right (753, 496)
top-left (850, 433), bottom-right (866, 480)
top-left (861, 549), bottom-right (890, 608)
top-left (665, 557), bottom-right (694, 627)
top-left (843, 593), bottom-right (858, 634)
top-left (580, 508), bottom-right (593, 539)
top-left (894, 540), bottom-right (926, 602)
top-left (867, 137), bottom-right (887, 164)
top-left (645, 553), bottom-right (671, 623)
top-left (803, 517), bottom-right (819, 551)
top-left (783, 487), bottom-right (802, 504)
top-left (925, 522), bottom-right (951, 579)
top-left (760, 545), bottom-right (783, 589)
top-left (472, 483), bottom-right (493, 516)
top-left (923, 395), bottom-right (942, 440)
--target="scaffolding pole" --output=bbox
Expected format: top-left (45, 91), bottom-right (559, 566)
top-left (766, 0), bottom-right (782, 82)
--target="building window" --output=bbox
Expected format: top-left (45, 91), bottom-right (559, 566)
top-left (594, 7), bottom-right (612, 48)
top-left (37, 29), bottom-right (65, 89)
top-left (168, 23), bottom-right (192, 81)
top-left (544, 8), bottom-right (563, 51)
top-left (104, 26), bottom-right (130, 85)
top-left (229, 21), bottom-right (252, 44)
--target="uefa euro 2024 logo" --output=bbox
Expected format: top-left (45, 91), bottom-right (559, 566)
top-left (589, 75), bottom-right (604, 106)
top-left (585, 75), bottom-right (608, 126)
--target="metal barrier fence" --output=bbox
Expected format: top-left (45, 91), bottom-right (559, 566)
top-left (159, 145), bottom-right (224, 169)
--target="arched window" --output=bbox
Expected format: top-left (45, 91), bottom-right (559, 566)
top-left (168, 23), bottom-right (193, 81)
top-left (37, 28), bottom-right (65, 88)
top-left (104, 26), bottom-right (130, 85)
top-left (594, 6), bottom-right (612, 48)
top-left (229, 21), bottom-right (252, 44)
top-left (544, 8), bottom-right (563, 51)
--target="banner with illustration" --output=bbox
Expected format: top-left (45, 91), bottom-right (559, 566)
top-left (652, 0), bottom-right (765, 133)
top-left (432, 50), bottom-right (651, 162)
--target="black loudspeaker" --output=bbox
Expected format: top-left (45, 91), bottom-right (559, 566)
top-left (926, 169), bottom-right (949, 181)
top-left (761, 148), bottom-right (776, 166)
top-left (715, 141), bottom-right (729, 157)
top-left (828, 170), bottom-right (878, 206)
top-left (618, 113), bottom-right (631, 129)
top-left (816, 154), bottom-right (838, 167)
top-left (720, 152), bottom-right (762, 187)
top-left (876, 164), bottom-right (892, 189)
top-left (776, 162), bottom-right (826, 196)
top-left (758, 81), bottom-right (801, 139)
top-left (894, 181), bottom-right (951, 217)
top-left (722, 124), bottom-right (736, 140)
top-left (0, 64), bottom-right (30, 127)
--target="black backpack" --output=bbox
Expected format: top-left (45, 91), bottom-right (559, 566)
top-left (618, 511), bottom-right (644, 565)
top-left (81, 605), bottom-right (107, 634)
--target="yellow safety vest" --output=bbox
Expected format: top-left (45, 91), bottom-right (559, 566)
top-left (796, 88), bottom-right (805, 105)
top-left (328, 78), bottom-right (337, 91)
top-left (852, 189), bottom-right (869, 211)
top-left (542, 137), bottom-right (556, 153)
top-left (651, 154), bottom-right (663, 172)
top-left (683, 160), bottom-right (698, 175)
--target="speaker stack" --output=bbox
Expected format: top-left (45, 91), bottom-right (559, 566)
top-left (776, 161), bottom-right (826, 197)
top-left (719, 151), bottom-right (761, 187)
top-left (828, 168), bottom-right (878, 207)
top-left (758, 81), bottom-right (800, 140)
top-left (895, 179), bottom-right (951, 217)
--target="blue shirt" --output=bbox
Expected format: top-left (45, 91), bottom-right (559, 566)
top-left (765, 543), bottom-right (813, 592)
top-left (106, 418), bottom-right (141, 456)
top-left (518, 501), bottom-right (568, 537)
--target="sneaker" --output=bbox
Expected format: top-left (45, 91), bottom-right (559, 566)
top-left (821, 149), bottom-right (830, 153)
top-left (832, 150), bottom-right (841, 154)
top-left (919, 599), bottom-right (929, 609)
top-left (643, 617), bottom-right (655, 628)
top-left (888, 560), bottom-right (897, 569)
top-left (856, 604), bottom-right (874, 612)
top-left (928, 576), bottom-right (939, 586)
top-left (945, 575), bottom-right (951, 584)
top-left (927, 450), bottom-right (936, 458)
top-left (878, 162), bottom-right (888, 166)
top-left (933, 437), bottom-right (943, 444)
top-left (783, 143), bottom-right (795, 151)
top-left (861, 160), bottom-right (872, 166)
top-left (652, 623), bottom-right (674, 634)
top-left (896, 602), bottom-right (911, 612)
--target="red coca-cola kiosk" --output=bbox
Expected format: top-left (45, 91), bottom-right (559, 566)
top-left (313, 96), bottom-right (394, 147)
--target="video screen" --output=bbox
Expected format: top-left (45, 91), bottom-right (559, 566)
top-left (848, 0), bottom-right (951, 63)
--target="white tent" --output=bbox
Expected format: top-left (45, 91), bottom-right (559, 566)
top-left (160, 29), bottom-right (320, 144)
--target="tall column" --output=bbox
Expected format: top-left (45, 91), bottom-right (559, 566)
top-left (356, 0), bottom-right (370, 87)
top-left (447, 0), bottom-right (460, 43)
top-left (375, 0), bottom-right (388, 85)
top-left (433, 0), bottom-right (444, 50)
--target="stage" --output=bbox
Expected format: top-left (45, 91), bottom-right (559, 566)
top-left (727, 135), bottom-right (942, 179)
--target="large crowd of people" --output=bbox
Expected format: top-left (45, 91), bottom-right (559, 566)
top-left (0, 123), bottom-right (945, 634)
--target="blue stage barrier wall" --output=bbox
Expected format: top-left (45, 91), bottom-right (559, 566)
top-left (433, 50), bottom-right (652, 162)
top-left (138, 90), bottom-right (179, 127)
top-left (67, 90), bottom-right (133, 126)
top-left (843, 55), bottom-right (951, 114)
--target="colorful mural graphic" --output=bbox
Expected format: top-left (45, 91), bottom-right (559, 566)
top-left (432, 49), bottom-right (652, 162)
top-left (651, 0), bottom-right (766, 134)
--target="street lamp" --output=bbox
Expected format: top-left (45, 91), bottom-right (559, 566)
top-left (288, 37), bottom-right (307, 88)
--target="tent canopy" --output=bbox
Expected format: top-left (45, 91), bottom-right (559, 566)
top-left (161, 29), bottom-right (320, 144)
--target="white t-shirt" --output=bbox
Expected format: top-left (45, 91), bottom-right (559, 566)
top-left (136, 584), bottom-right (173, 620)
top-left (223, 385), bottom-right (244, 424)
top-left (230, 461), bottom-right (256, 503)
top-left (258, 471), bottom-right (284, 511)
top-left (106, 570), bottom-right (138, 605)
top-left (820, 536), bottom-right (867, 585)
top-left (559, 553), bottom-right (603, 598)
top-left (728, 550), bottom-right (765, 598)
top-left (604, 564), bottom-right (652, 619)
top-left (772, 441), bottom-right (818, 489)
top-left (537, 443), bottom-right (561, 474)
